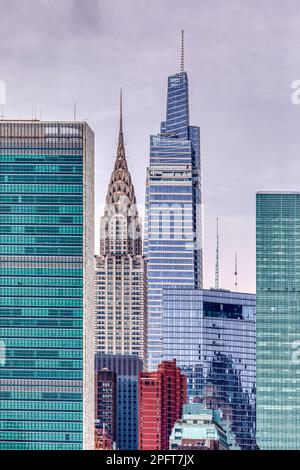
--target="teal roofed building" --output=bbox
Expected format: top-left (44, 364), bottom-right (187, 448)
top-left (169, 403), bottom-right (229, 450)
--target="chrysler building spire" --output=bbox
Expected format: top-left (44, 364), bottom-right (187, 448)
top-left (115, 88), bottom-right (127, 171)
top-left (101, 91), bottom-right (142, 256)
top-left (95, 92), bottom-right (147, 366)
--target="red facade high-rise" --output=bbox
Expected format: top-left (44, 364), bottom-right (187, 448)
top-left (138, 359), bottom-right (187, 450)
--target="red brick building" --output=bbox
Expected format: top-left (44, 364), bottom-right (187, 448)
top-left (94, 425), bottom-right (113, 450)
top-left (138, 359), bottom-right (187, 450)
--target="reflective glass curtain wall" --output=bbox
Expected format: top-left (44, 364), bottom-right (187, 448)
top-left (144, 71), bottom-right (202, 371)
top-left (162, 288), bottom-right (256, 450)
top-left (0, 121), bottom-right (94, 450)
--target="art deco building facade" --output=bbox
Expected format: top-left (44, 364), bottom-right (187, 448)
top-left (256, 192), bottom-right (300, 449)
top-left (144, 39), bottom-right (202, 371)
top-left (0, 121), bottom-right (95, 450)
top-left (95, 96), bottom-right (147, 364)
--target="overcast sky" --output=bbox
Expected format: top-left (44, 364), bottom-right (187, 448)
top-left (1, 0), bottom-right (300, 293)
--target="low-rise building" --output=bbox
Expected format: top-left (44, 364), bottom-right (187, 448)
top-left (169, 403), bottom-right (229, 450)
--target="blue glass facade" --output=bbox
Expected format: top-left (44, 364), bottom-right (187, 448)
top-left (144, 71), bottom-right (202, 371)
top-left (95, 354), bottom-right (143, 450)
top-left (162, 288), bottom-right (256, 450)
top-left (0, 121), bottom-right (95, 450)
top-left (256, 192), bottom-right (300, 449)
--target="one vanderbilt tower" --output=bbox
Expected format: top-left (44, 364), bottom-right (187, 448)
top-left (144, 32), bottom-right (203, 370)
top-left (95, 93), bottom-right (147, 364)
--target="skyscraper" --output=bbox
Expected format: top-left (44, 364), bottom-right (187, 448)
top-left (162, 288), bottom-right (256, 450)
top-left (0, 120), bottom-right (94, 450)
top-left (144, 33), bottom-right (202, 370)
top-left (138, 359), bottom-right (187, 450)
top-left (94, 94), bottom-right (147, 363)
top-left (95, 354), bottom-right (143, 450)
top-left (256, 192), bottom-right (300, 449)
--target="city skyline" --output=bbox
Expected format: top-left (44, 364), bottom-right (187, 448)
top-left (144, 59), bottom-right (202, 369)
top-left (2, 1), bottom-right (300, 294)
top-left (1, 0), bottom-right (300, 455)
top-left (0, 121), bottom-right (95, 450)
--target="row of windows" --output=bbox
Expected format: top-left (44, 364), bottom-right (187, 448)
top-left (0, 278), bottom-right (82, 287)
top-left (0, 207), bottom-right (82, 215)
top-left (0, 195), bottom-right (82, 204)
top-left (6, 349), bottom-right (82, 358)
top-left (0, 164), bottom-right (82, 173)
top-left (0, 268), bottom-right (82, 276)
top-left (1, 328), bottom-right (82, 337)
top-left (0, 175), bottom-right (83, 184)
top-left (0, 443), bottom-right (81, 450)
top-left (0, 184), bottom-right (83, 194)
top-left (4, 338), bottom-right (83, 348)
top-left (1, 411), bottom-right (81, 420)
top-left (0, 432), bottom-right (82, 442)
top-left (0, 371), bottom-right (83, 380)
top-left (0, 235), bottom-right (82, 244)
top-left (0, 247), bottom-right (82, 255)
top-left (0, 215), bottom-right (82, 224)
top-left (0, 319), bottom-right (82, 328)
top-left (0, 422), bottom-right (82, 432)
top-left (0, 154), bottom-right (82, 163)
top-left (1, 299), bottom-right (82, 309)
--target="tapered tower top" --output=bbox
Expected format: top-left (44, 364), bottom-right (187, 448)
top-left (115, 88), bottom-right (127, 171)
top-left (100, 90), bottom-right (142, 256)
top-left (180, 29), bottom-right (185, 73)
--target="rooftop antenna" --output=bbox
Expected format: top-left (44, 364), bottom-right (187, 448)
top-left (180, 29), bottom-right (185, 73)
top-left (234, 253), bottom-right (238, 292)
top-left (0, 104), bottom-right (5, 120)
top-left (119, 87), bottom-right (123, 135)
top-left (215, 218), bottom-right (219, 289)
top-left (73, 103), bottom-right (77, 122)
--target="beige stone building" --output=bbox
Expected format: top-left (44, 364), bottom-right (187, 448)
top-left (95, 94), bottom-right (147, 365)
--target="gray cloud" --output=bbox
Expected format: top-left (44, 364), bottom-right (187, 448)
top-left (1, 0), bottom-right (300, 293)
top-left (70, 0), bottom-right (102, 32)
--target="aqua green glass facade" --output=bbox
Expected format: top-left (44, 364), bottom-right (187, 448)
top-left (0, 121), bottom-right (95, 450)
top-left (256, 192), bottom-right (300, 449)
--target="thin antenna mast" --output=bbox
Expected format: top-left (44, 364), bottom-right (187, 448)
top-left (74, 103), bottom-right (77, 122)
top-left (234, 253), bottom-right (238, 292)
top-left (120, 88), bottom-right (123, 134)
top-left (180, 29), bottom-right (184, 73)
top-left (215, 218), bottom-right (219, 289)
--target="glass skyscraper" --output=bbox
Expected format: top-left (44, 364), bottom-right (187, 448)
top-left (144, 58), bottom-right (202, 370)
top-left (162, 288), bottom-right (256, 450)
top-left (256, 192), bottom-right (300, 449)
top-left (0, 121), bottom-right (95, 450)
